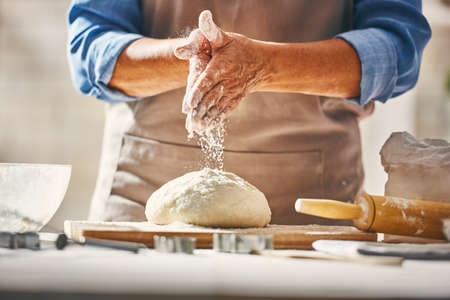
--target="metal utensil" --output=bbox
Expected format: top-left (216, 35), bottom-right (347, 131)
top-left (153, 236), bottom-right (196, 254)
top-left (84, 237), bottom-right (144, 253)
top-left (213, 233), bottom-right (273, 254)
top-left (0, 232), bottom-right (40, 250)
top-left (0, 232), bottom-right (72, 250)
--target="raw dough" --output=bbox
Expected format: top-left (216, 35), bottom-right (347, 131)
top-left (145, 168), bottom-right (271, 227)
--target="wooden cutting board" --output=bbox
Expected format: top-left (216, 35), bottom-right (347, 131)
top-left (64, 221), bottom-right (377, 250)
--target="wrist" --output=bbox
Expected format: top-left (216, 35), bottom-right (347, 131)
top-left (251, 39), bottom-right (278, 92)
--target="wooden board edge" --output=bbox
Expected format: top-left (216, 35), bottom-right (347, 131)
top-left (82, 229), bottom-right (377, 250)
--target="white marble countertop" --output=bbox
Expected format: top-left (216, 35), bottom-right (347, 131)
top-left (0, 245), bottom-right (449, 299)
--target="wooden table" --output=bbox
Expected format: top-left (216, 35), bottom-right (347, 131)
top-left (0, 245), bottom-right (449, 299)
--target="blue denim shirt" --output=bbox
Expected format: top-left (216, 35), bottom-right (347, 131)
top-left (67, 0), bottom-right (431, 105)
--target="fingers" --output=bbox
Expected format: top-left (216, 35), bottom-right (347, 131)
top-left (205, 96), bottom-right (239, 122)
top-left (174, 32), bottom-right (198, 60)
top-left (174, 29), bottom-right (210, 60)
top-left (184, 66), bottom-right (218, 112)
top-left (186, 96), bottom-right (227, 136)
top-left (182, 56), bottom-right (208, 113)
top-left (185, 111), bottom-right (197, 135)
top-left (182, 10), bottom-right (230, 130)
top-left (187, 56), bottom-right (209, 91)
top-left (176, 10), bottom-right (227, 59)
top-left (189, 74), bottom-right (243, 125)
top-left (199, 10), bottom-right (228, 47)
top-left (201, 79), bottom-right (243, 120)
top-left (194, 82), bottom-right (225, 119)
top-left (176, 29), bottom-right (211, 113)
top-left (174, 44), bottom-right (197, 60)
top-left (185, 110), bottom-right (210, 135)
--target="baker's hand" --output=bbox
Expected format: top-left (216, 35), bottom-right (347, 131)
top-left (174, 28), bottom-right (212, 114)
top-left (175, 10), bottom-right (269, 132)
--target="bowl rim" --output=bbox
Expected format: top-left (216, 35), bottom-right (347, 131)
top-left (0, 163), bottom-right (71, 168)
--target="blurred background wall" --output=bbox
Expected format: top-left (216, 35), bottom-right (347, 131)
top-left (360, 0), bottom-right (450, 196)
top-left (0, 0), bottom-right (449, 230)
top-left (0, 0), bottom-right (105, 230)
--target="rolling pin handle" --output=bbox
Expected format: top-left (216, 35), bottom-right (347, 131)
top-left (295, 198), bottom-right (362, 220)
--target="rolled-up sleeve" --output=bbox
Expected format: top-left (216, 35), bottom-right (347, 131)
top-left (336, 0), bottom-right (431, 105)
top-left (67, 0), bottom-right (143, 102)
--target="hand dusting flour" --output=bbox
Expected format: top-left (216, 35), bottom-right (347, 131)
top-left (149, 10), bottom-right (273, 228)
top-left (179, 10), bottom-right (228, 171)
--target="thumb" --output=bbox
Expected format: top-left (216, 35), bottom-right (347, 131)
top-left (198, 10), bottom-right (228, 47)
top-left (174, 29), bottom-right (209, 60)
top-left (174, 42), bottom-right (197, 60)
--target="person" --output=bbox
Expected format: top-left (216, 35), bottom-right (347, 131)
top-left (67, 0), bottom-right (431, 225)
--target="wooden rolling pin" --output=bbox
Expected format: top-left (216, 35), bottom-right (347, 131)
top-left (295, 194), bottom-right (450, 239)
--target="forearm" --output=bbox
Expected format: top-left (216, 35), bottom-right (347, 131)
top-left (109, 37), bottom-right (190, 97)
top-left (257, 38), bottom-right (361, 98)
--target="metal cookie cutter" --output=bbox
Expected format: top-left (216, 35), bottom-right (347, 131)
top-left (0, 232), bottom-right (40, 250)
top-left (213, 233), bottom-right (273, 254)
top-left (153, 236), bottom-right (196, 254)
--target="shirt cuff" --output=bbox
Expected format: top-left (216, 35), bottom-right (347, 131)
top-left (336, 28), bottom-right (398, 106)
top-left (90, 32), bottom-right (144, 103)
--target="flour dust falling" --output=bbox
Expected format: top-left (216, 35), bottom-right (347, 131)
top-left (187, 121), bottom-right (225, 171)
top-left (197, 122), bottom-right (225, 170)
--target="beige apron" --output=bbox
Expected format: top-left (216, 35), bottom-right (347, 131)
top-left (89, 0), bottom-right (374, 225)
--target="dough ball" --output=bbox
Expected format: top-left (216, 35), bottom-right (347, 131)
top-left (145, 168), bottom-right (271, 227)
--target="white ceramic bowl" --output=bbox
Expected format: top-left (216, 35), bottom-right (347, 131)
top-left (0, 163), bottom-right (71, 232)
